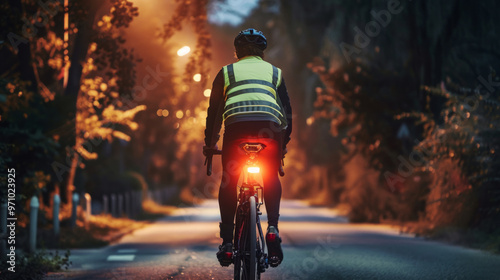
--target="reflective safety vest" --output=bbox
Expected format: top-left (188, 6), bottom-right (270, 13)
top-left (222, 56), bottom-right (287, 129)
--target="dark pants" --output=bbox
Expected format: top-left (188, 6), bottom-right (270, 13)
top-left (218, 121), bottom-right (282, 229)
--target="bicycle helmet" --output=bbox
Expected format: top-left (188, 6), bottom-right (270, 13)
top-left (234, 28), bottom-right (267, 50)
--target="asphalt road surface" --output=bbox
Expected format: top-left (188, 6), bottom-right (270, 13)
top-left (48, 200), bottom-right (500, 280)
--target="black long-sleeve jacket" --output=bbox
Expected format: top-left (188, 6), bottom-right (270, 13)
top-left (204, 68), bottom-right (293, 148)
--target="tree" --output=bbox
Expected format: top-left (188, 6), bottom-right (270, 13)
top-left (1, 0), bottom-right (144, 221)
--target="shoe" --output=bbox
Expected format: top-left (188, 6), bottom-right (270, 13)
top-left (266, 226), bottom-right (283, 267)
top-left (216, 242), bottom-right (233, 266)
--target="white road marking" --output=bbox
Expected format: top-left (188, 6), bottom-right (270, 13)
top-left (107, 254), bottom-right (135, 261)
top-left (117, 249), bottom-right (138, 253)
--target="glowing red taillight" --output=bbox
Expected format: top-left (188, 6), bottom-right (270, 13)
top-left (247, 166), bottom-right (260, 173)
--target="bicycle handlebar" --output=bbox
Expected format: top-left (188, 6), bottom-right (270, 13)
top-left (205, 149), bottom-right (222, 176)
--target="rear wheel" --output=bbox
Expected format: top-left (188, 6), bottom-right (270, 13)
top-left (249, 196), bottom-right (257, 279)
top-left (234, 196), bottom-right (258, 280)
top-left (234, 206), bottom-right (244, 279)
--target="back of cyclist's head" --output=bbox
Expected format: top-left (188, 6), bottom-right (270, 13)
top-left (234, 28), bottom-right (267, 59)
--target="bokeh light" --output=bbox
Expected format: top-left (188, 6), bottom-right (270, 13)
top-left (176, 110), bottom-right (184, 119)
top-left (306, 116), bottom-right (314, 126)
top-left (177, 46), bottom-right (191, 56)
top-left (203, 89), bottom-right (211, 97)
top-left (193, 73), bottom-right (201, 82)
top-left (162, 109), bottom-right (169, 117)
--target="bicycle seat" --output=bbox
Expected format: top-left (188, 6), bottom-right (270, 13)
top-left (240, 143), bottom-right (266, 154)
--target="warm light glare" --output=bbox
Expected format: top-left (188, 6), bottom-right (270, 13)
top-left (177, 46), bottom-right (191, 56)
top-left (176, 110), bottom-right (184, 119)
top-left (203, 89), bottom-right (211, 97)
top-left (247, 167), bottom-right (260, 173)
top-left (193, 74), bottom-right (201, 82)
top-left (306, 116), bottom-right (314, 126)
top-left (162, 109), bottom-right (169, 117)
top-left (100, 83), bottom-right (108, 92)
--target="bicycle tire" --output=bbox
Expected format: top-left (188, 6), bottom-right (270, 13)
top-left (249, 196), bottom-right (257, 280)
top-left (234, 207), bottom-right (244, 280)
top-left (234, 196), bottom-right (258, 280)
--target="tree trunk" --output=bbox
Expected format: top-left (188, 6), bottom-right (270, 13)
top-left (66, 151), bottom-right (79, 206)
top-left (63, 0), bottom-right (104, 206)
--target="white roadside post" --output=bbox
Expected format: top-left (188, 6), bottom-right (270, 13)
top-left (29, 196), bottom-right (39, 252)
top-left (84, 193), bottom-right (91, 229)
top-left (103, 195), bottom-right (108, 215)
top-left (118, 194), bottom-right (123, 217)
top-left (124, 192), bottom-right (130, 218)
top-left (111, 194), bottom-right (117, 217)
top-left (137, 190), bottom-right (143, 214)
top-left (128, 191), bottom-right (134, 218)
top-left (53, 194), bottom-right (60, 237)
top-left (71, 193), bottom-right (79, 228)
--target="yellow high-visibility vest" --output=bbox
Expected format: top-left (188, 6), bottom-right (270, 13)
top-left (222, 56), bottom-right (287, 128)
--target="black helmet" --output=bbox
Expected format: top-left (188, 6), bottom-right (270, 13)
top-left (234, 28), bottom-right (267, 50)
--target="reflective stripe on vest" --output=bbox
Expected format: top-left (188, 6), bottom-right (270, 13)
top-left (222, 56), bottom-right (285, 126)
top-left (223, 100), bottom-right (283, 120)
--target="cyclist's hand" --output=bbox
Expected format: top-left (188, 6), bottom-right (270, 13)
top-left (279, 165), bottom-right (285, 177)
top-left (203, 144), bottom-right (219, 156)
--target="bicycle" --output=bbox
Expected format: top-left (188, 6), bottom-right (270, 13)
top-left (206, 142), bottom-right (270, 280)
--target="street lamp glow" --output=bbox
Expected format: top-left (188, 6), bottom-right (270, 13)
top-left (177, 46), bottom-right (191, 56)
top-left (193, 73), bottom-right (201, 82)
top-left (203, 89), bottom-right (211, 97)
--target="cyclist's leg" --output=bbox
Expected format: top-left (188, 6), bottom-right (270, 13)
top-left (263, 173), bottom-right (281, 228)
top-left (260, 138), bottom-right (284, 267)
top-left (216, 140), bottom-right (244, 266)
top-left (218, 140), bottom-right (243, 241)
top-left (260, 138), bottom-right (282, 228)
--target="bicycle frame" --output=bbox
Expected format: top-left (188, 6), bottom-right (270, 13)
top-left (234, 143), bottom-right (268, 280)
top-left (205, 143), bottom-right (269, 280)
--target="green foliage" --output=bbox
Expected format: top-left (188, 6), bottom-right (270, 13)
top-left (0, 249), bottom-right (71, 280)
top-left (0, 0), bottom-right (147, 272)
top-left (309, 60), bottom-right (414, 170)
top-left (301, 0), bottom-right (500, 234)
top-left (0, 74), bottom-right (59, 207)
top-left (402, 79), bottom-right (500, 230)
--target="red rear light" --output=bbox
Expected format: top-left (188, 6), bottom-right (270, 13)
top-left (225, 252), bottom-right (233, 259)
top-left (247, 166), bottom-right (260, 173)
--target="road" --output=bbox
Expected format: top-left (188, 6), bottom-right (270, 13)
top-left (48, 200), bottom-right (500, 280)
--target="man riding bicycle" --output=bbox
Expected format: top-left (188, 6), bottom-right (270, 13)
top-left (203, 28), bottom-right (292, 268)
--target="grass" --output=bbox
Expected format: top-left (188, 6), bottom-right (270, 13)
top-left (38, 199), bottom-right (176, 249)
top-left (0, 249), bottom-right (71, 280)
top-left (58, 214), bottom-right (148, 248)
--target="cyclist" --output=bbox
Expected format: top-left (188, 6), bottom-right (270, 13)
top-left (203, 28), bottom-right (292, 268)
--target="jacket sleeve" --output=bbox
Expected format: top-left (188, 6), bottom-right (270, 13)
top-left (204, 69), bottom-right (225, 147)
top-left (278, 77), bottom-right (292, 147)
